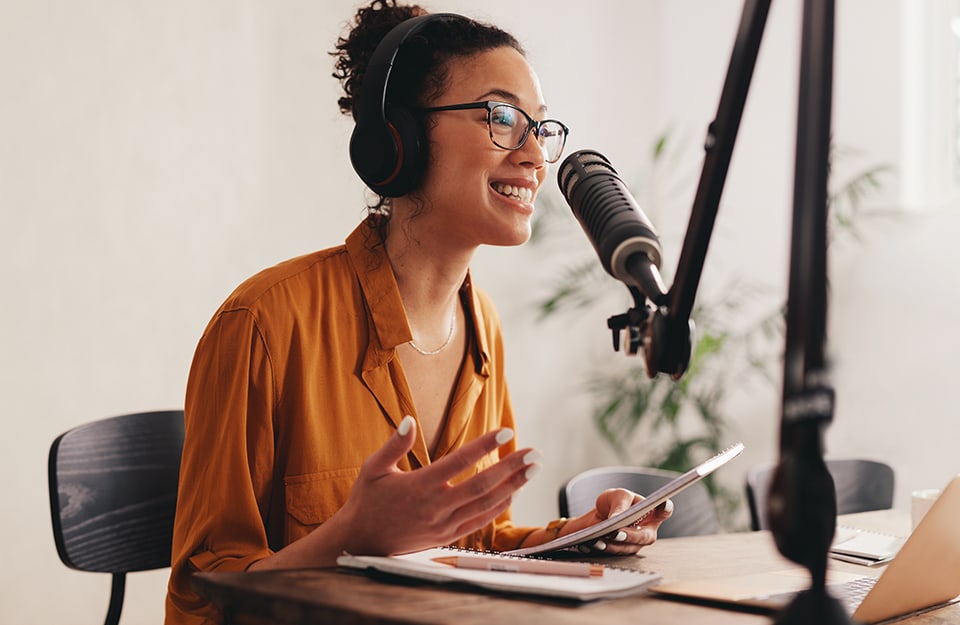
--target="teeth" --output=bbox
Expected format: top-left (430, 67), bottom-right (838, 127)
top-left (492, 183), bottom-right (534, 203)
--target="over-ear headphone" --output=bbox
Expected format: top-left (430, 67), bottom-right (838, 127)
top-left (349, 13), bottom-right (457, 197)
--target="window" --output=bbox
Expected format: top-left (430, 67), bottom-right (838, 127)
top-left (901, 0), bottom-right (960, 209)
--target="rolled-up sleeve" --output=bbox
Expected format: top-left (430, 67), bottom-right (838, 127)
top-left (166, 308), bottom-right (277, 624)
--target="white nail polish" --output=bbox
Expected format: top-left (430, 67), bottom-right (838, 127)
top-left (524, 464), bottom-right (541, 480)
top-left (522, 450), bottom-right (541, 465)
top-left (594, 540), bottom-right (607, 551)
top-left (664, 499), bottom-right (674, 514)
top-left (615, 530), bottom-right (628, 542)
top-left (495, 428), bottom-right (515, 445)
top-left (397, 415), bottom-right (414, 436)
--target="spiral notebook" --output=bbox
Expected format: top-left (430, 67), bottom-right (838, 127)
top-left (337, 547), bottom-right (660, 601)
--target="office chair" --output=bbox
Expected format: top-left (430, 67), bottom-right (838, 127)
top-left (559, 466), bottom-right (720, 538)
top-left (745, 458), bottom-right (895, 531)
top-left (48, 410), bottom-right (185, 625)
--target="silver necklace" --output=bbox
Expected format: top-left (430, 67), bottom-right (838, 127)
top-left (408, 308), bottom-right (457, 356)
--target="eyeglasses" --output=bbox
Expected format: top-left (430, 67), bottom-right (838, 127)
top-left (418, 101), bottom-right (569, 163)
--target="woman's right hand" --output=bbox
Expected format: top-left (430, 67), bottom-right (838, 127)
top-left (250, 416), bottom-right (539, 571)
top-left (334, 415), bottom-right (539, 557)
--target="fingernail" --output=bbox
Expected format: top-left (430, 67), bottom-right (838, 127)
top-left (594, 540), bottom-right (607, 551)
top-left (397, 415), bottom-right (415, 436)
top-left (495, 428), bottom-right (514, 445)
top-left (614, 530), bottom-right (627, 542)
top-left (522, 450), bottom-right (541, 465)
top-left (579, 545), bottom-right (591, 553)
top-left (664, 499), bottom-right (674, 515)
top-left (524, 464), bottom-right (541, 480)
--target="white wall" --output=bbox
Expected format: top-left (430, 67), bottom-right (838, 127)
top-left (3, 1), bottom-right (957, 623)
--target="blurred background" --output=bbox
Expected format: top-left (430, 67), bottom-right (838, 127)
top-left (3, 1), bottom-right (958, 622)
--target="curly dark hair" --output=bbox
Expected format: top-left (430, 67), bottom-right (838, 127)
top-left (331, 1), bottom-right (524, 216)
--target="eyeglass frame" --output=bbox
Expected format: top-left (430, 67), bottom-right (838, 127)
top-left (417, 100), bottom-right (570, 163)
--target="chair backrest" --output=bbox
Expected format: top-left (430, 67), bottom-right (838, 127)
top-left (745, 457), bottom-right (895, 531)
top-left (559, 466), bottom-right (720, 538)
top-left (48, 410), bottom-right (185, 625)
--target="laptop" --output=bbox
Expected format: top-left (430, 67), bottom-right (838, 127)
top-left (650, 474), bottom-right (960, 624)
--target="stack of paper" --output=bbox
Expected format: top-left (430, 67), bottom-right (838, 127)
top-left (830, 526), bottom-right (906, 566)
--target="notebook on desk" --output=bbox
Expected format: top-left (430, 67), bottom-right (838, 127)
top-left (337, 547), bottom-right (661, 601)
top-left (650, 474), bottom-right (960, 624)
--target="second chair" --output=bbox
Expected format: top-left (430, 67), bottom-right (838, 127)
top-left (745, 457), bottom-right (895, 531)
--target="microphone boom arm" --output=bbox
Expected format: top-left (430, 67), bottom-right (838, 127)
top-left (641, 0), bottom-right (772, 379)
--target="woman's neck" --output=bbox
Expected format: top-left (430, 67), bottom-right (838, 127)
top-left (384, 214), bottom-right (473, 343)
top-left (385, 216), bottom-right (472, 308)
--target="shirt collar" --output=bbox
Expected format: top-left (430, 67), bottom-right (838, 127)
top-left (345, 217), bottom-right (490, 375)
top-left (345, 219), bottom-right (411, 355)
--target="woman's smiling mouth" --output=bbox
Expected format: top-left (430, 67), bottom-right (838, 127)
top-left (491, 182), bottom-right (534, 204)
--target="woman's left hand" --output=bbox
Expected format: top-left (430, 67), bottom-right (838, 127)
top-left (562, 488), bottom-right (674, 556)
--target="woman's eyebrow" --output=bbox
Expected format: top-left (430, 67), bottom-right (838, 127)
top-left (475, 89), bottom-right (548, 115)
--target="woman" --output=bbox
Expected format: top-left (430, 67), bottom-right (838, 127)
top-left (166, 3), bottom-right (671, 623)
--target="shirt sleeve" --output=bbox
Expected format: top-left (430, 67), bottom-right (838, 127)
top-left (166, 308), bottom-right (278, 624)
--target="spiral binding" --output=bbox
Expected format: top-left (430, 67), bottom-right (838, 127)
top-left (438, 545), bottom-right (650, 574)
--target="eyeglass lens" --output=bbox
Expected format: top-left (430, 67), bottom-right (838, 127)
top-left (489, 104), bottom-right (566, 163)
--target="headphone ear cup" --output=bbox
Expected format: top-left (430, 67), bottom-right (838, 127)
top-left (349, 119), bottom-right (397, 193)
top-left (349, 107), bottom-right (426, 198)
top-left (380, 106), bottom-right (427, 197)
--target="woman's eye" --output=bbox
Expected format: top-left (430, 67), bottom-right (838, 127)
top-left (491, 107), bottom-right (517, 129)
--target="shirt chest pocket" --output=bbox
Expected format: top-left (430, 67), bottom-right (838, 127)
top-left (284, 467), bottom-right (360, 543)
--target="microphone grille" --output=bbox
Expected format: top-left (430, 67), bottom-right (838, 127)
top-left (557, 150), bottom-right (619, 200)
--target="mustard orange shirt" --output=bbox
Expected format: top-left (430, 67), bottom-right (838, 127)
top-left (165, 219), bottom-right (537, 624)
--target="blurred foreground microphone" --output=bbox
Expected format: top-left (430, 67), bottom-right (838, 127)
top-left (557, 150), bottom-right (668, 305)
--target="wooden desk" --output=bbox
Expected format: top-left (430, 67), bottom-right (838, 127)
top-left (194, 511), bottom-right (959, 625)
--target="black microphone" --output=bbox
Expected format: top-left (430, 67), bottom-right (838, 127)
top-left (557, 150), bottom-right (667, 305)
